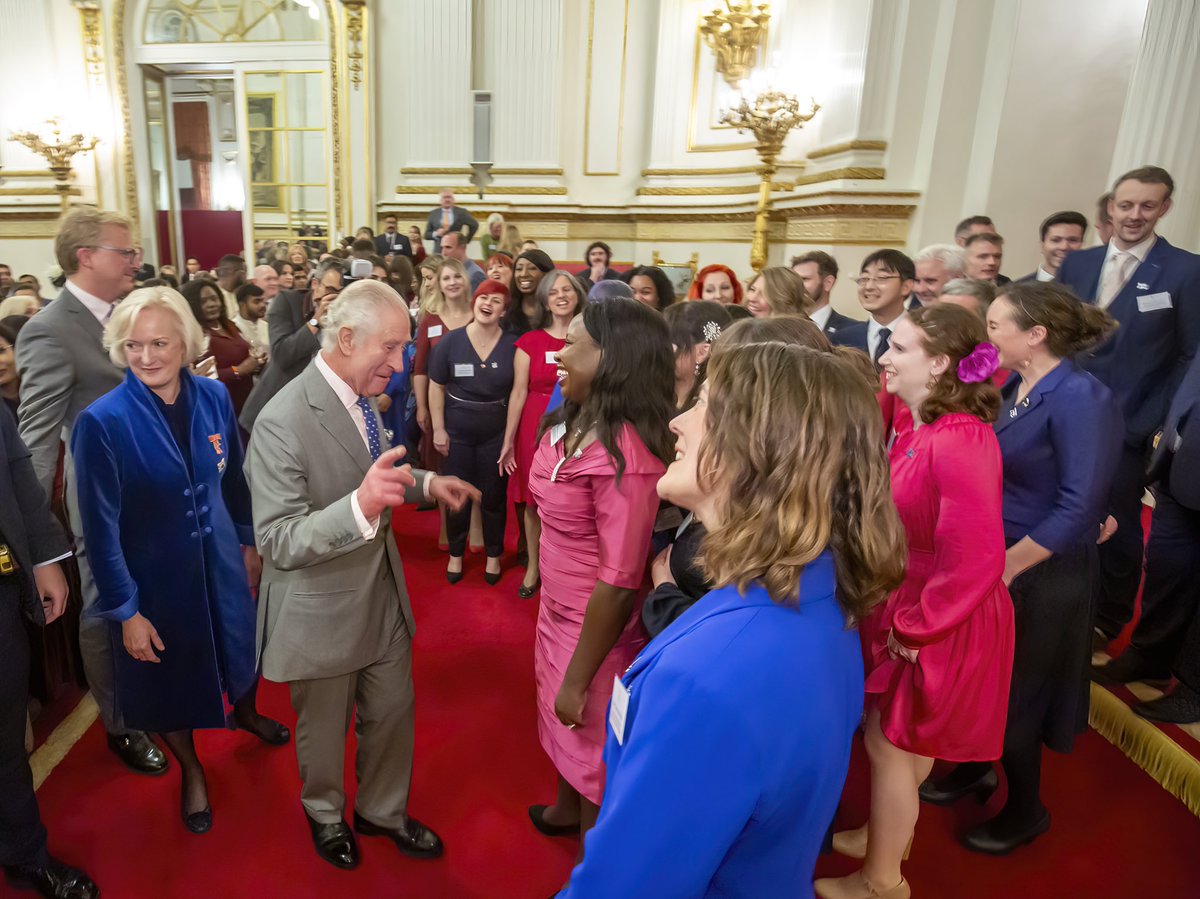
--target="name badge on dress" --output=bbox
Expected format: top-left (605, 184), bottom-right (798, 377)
top-left (428, 324), bottom-right (444, 338)
top-left (609, 676), bottom-right (631, 746)
top-left (454, 363), bottom-right (475, 377)
top-left (1136, 292), bottom-right (1172, 312)
top-left (545, 350), bottom-right (558, 364)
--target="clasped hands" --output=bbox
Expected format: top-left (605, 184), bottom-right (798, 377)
top-left (357, 446), bottom-right (481, 521)
top-left (886, 628), bottom-right (919, 664)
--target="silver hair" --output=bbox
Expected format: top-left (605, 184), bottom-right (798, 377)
top-left (913, 243), bottom-right (966, 276)
top-left (321, 279), bottom-right (410, 351)
top-left (251, 264), bottom-right (277, 280)
top-left (940, 278), bottom-right (996, 308)
top-left (312, 257), bottom-right (345, 286)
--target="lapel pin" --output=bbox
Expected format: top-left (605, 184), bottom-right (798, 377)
top-left (1136, 282), bottom-right (1149, 290)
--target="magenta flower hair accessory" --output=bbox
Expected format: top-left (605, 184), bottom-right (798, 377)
top-left (957, 342), bottom-right (999, 383)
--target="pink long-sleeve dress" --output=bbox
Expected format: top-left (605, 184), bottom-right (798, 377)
top-left (528, 423), bottom-right (663, 804)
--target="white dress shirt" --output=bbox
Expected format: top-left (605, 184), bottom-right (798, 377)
top-left (233, 314), bottom-right (269, 353)
top-left (1036, 267), bottom-right (1055, 282)
top-left (868, 311), bottom-right (905, 361)
top-left (314, 352), bottom-right (431, 540)
top-left (65, 279), bottom-right (115, 324)
top-left (1098, 234), bottom-right (1156, 299)
top-left (809, 304), bottom-right (832, 331)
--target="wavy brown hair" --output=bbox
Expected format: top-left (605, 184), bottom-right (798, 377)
top-left (712, 315), bottom-right (879, 390)
top-left (908, 303), bottom-right (1001, 424)
top-left (697, 343), bottom-right (906, 617)
top-left (752, 266), bottom-right (812, 316)
top-left (995, 280), bottom-right (1116, 357)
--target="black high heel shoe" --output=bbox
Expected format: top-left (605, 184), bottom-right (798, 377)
top-left (485, 560), bottom-right (503, 586)
top-left (447, 557), bottom-right (464, 584)
top-left (517, 577), bottom-right (540, 599)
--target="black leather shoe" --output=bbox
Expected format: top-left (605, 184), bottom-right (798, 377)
top-left (528, 804), bottom-right (579, 837)
top-left (181, 802), bottom-right (212, 835)
top-left (306, 813), bottom-right (359, 870)
top-left (484, 562), bottom-right (502, 586)
top-left (446, 569), bottom-right (464, 585)
top-left (1091, 652), bottom-right (1172, 687)
top-left (235, 715), bottom-right (291, 747)
top-left (961, 808), bottom-right (1051, 855)
top-left (918, 766), bottom-right (998, 806)
top-left (518, 578), bottom-right (541, 599)
top-left (354, 812), bottom-right (443, 859)
top-left (106, 733), bottom-right (168, 775)
top-left (1134, 684), bottom-right (1200, 724)
top-left (3, 857), bottom-right (99, 898)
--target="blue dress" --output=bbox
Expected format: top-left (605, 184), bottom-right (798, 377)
top-left (71, 369), bottom-right (258, 732)
top-left (560, 552), bottom-right (862, 899)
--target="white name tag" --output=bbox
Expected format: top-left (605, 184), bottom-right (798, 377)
top-left (549, 422), bottom-right (567, 446)
top-left (545, 350), bottom-right (558, 365)
top-left (454, 363), bottom-right (475, 377)
top-left (1137, 292), bottom-right (1172, 312)
top-left (428, 324), bottom-right (444, 338)
top-left (609, 676), bottom-right (631, 745)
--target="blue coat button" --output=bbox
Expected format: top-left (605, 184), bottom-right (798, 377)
top-left (203, 526), bottom-right (213, 535)
top-left (183, 488), bottom-right (192, 497)
top-left (186, 510), bottom-right (194, 518)
top-left (190, 531), bottom-right (199, 539)
top-left (200, 505), bottom-right (210, 514)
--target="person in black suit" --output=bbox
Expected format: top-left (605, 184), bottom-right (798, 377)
top-left (964, 232), bottom-right (1011, 286)
top-left (1017, 211), bottom-right (1087, 283)
top-left (374, 214), bottom-right (413, 259)
top-left (240, 259), bottom-right (344, 433)
top-left (0, 411), bottom-right (98, 898)
top-left (423, 189), bottom-right (479, 254)
top-left (791, 251), bottom-right (858, 339)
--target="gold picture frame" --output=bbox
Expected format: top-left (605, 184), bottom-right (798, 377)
top-left (652, 251), bottom-right (700, 298)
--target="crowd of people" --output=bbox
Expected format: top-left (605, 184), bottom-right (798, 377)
top-left (1, 163), bottom-right (1198, 899)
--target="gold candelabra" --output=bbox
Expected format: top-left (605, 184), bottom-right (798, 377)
top-left (699, 1), bottom-right (771, 89)
top-left (9, 118), bottom-right (99, 211)
top-left (721, 90), bottom-right (819, 272)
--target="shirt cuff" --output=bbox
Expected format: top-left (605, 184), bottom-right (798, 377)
top-left (34, 551), bottom-right (73, 568)
top-left (350, 489), bottom-right (381, 541)
top-left (422, 470), bottom-right (434, 502)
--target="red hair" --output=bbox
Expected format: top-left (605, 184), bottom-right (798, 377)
top-left (687, 264), bottom-right (744, 304)
top-left (485, 252), bottom-right (514, 271)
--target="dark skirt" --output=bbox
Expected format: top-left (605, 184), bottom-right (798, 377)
top-left (1005, 541), bottom-right (1097, 754)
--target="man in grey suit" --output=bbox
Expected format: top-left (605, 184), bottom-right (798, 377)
top-left (246, 279), bottom-right (478, 870)
top-left (15, 206), bottom-right (168, 776)
top-left (423, 188), bottom-right (478, 254)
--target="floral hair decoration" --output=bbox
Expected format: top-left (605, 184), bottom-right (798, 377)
top-left (957, 342), bottom-right (1000, 383)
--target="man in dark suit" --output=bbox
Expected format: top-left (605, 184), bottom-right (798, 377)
top-left (791, 251), bottom-right (859, 339)
top-left (374, 214), bottom-right (412, 259)
top-left (1018, 211), bottom-right (1087, 282)
top-left (15, 207), bottom-right (167, 777)
top-left (0, 410), bottom-right (99, 898)
top-left (423, 189), bottom-right (478, 254)
top-left (963, 232), bottom-right (1012, 286)
top-left (240, 258), bottom-right (345, 432)
top-left (1058, 165), bottom-right (1200, 648)
top-left (831, 249), bottom-right (916, 366)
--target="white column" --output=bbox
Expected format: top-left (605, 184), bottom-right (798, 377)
top-left (1108, 0), bottom-right (1200, 248)
top-left (397, 0), bottom-right (473, 167)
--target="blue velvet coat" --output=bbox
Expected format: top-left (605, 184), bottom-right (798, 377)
top-left (560, 552), bottom-right (862, 899)
top-left (71, 369), bottom-right (257, 732)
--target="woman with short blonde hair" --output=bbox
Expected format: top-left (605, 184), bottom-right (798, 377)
top-left (103, 285), bottom-right (208, 368)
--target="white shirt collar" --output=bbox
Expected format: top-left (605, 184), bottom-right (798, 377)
top-left (808, 304), bottom-right (832, 330)
top-left (1104, 233), bottom-right (1156, 267)
top-left (868, 309), bottom-right (905, 341)
top-left (1036, 267), bottom-right (1055, 281)
top-left (65, 279), bottom-right (115, 324)
top-left (315, 351), bottom-right (360, 410)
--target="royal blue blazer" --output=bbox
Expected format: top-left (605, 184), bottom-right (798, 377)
top-left (996, 361), bottom-right (1123, 553)
top-left (1057, 238), bottom-right (1200, 446)
top-left (559, 552), bottom-right (862, 899)
top-left (71, 370), bottom-right (258, 732)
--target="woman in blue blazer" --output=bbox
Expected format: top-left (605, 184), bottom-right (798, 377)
top-left (557, 343), bottom-right (906, 899)
top-left (920, 282), bottom-right (1122, 855)
top-left (71, 286), bottom-right (287, 835)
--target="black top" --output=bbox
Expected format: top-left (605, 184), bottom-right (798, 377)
top-left (427, 326), bottom-right (518, 405)
top-left (641, 516), bottom-right (712, 638)
top-left (150, 376), bottom-right (194, 479)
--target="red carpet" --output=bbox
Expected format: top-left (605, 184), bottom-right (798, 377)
top-left (20, 506), bottom-right (1200, 898)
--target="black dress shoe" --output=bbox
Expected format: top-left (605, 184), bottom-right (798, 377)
top-left (235, 715), bottom-right (291, 746)
top-left (1134, 684), bottom-right (1200, 724)
top-left (106, 733), bottom-right (168, 776)
top-left (918, 765), bottom-right (998, 806)
top-left (961, 808), bottom-right (1051, 855)
top-left (1090, 652), bottom-right (1172, 687)
top-left (306, 813), bottom-right (359, 870)
top-left (3, 857), bottom-right (99, 898)
top-left (353, 812), bottom-right (443, 859)
top-left (518, 578), bottom-right (541, 599)
top-left (528, 804), bottom-right (580, 837)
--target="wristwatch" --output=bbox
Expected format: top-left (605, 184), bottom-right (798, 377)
top-left (308, 317), bottom-right (320, 328)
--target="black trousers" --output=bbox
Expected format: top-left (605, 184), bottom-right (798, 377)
top-left (1094, 443), bottom-right (1150, 638)
top-left (0, 584), bottom-right (49, 869)
top-left (443, 402), bottom-right (508, 558)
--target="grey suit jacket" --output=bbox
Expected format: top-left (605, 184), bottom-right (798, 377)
top-left (246, 360), bottom-right (428, 683)
top-left (15, 287), bottom-right (122, 497)
top-left (240, 288), bottom-right (319, 432)
top-left (423, 206), bottom-right (479, 246)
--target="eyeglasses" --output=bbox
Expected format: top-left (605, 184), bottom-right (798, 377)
top-left (855, 275), bottom-right (901, 287)
top-left (85, 245), bottom-right (144, 266)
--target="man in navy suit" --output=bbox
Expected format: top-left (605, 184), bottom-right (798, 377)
top-left (1058, 165), bottom-right (1200, 648)
top-left (373, 214), bottom-right (412, 259)
top-left (830, 249), bottom-right (915, 366)
top-left (790, 251), bottom-right (858, 339)
top-left (1018, 211), bottom-right (1087, 282)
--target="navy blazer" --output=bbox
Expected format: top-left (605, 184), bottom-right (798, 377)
top-left (373, 232), bottom-right (412, 258)
top-left (1149, 350), bottom-right (1200, 510)
top-left (823, 307), bottom-right (860, 340)
top-left (1057, 238), bottom-right (1200, 446)
top-left (830, 320), bottom-right (869, 352)
top-left (996, 361), bottom-right (1123, 553)
top-left (560, 554), bottom-right (862, 898)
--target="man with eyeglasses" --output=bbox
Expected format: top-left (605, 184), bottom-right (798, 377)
top-left (14, 206), bottom-right (171, 779)
top-left (831, 249), bottom-right (917, 367)
top-left (240, 257), bottom-right (345, 432)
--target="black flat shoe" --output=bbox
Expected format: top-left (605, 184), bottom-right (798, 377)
top-left (518, 578), bottom-right (541, 599)
top-left (235, 715), bottom-right (291, 747)
top-left (107, 732), bottom-right (168, 776)
top-left (528, 804), bottom-right (580, 837)
top-left (1134, 684), bottom-right (1200, 724)
top-left (961, 808), bottom-right (1051, 855)
top-left (3, 857), bottom-right (99, 899)
top-left (181, 795), bottom-right (212, 835)
top-left (918, 766), bottom-right (997, 806)
top-left (354, 812), bottom-right (444, 859)
top-left (306, 813), bottom-right (359, 870)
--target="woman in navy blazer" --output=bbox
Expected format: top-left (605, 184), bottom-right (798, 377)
top-left (921, 282), bottom-right (1122, 855)
top-left (557, 343), bottom-right (906, 898)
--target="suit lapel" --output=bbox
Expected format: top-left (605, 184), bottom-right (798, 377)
top-left (994, 363), bottom-right (1068, 434)
top-left (302, 364), bottom-right (372, 475)
top-left (59, 289), bottom-right (106, 345)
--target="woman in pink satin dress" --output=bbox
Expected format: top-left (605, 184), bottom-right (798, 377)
top-left (526, 298), bottom-right (675, 854)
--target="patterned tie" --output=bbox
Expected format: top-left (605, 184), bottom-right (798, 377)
top-left (1098, 251), bottom-right (1135, 309)
top-left (873, 328), bottom-right (892, 367)
top-left (356, 397), bottom-right (382, 461)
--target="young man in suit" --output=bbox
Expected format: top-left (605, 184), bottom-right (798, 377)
top-left (14, 207), bottom-right (168, 778)
top-left (1019, 211), bottom-right (1087, 282)
top-left (0, 412), bottom-right (98, 899)
top-left (439, 232), bottom-right (486, 292)
top-left (1058, 165), bottom-right (1200, 649)
top-left (374, 215), bottom-right (413, 259)
top-left (831, 249), bottom-right (916, 366)
top-left (246, 280), bottom-right (478, 871)
top-left (911, 244), bottom-right (966, 309)
top-left (423, 189), bottom-right (479, 254)
top-left (791, 251), bottom-right (858, 338)
top-left (964, 232), bottom-right (1011, 286)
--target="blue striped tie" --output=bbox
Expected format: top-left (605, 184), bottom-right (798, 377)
top-left (356, 397), bottom-right (382, 461)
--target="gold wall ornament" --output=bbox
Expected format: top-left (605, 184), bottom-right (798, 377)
top-left (72, 1), bottom-right (104, 86)
top-left (342, 0), bottom-right (365, 90)
top-left (699, 1), bottom-right (770, 89)
top-left (721, 90), bottom-right (820, 272)
top-left (9, 119), bottom-right (100, 212)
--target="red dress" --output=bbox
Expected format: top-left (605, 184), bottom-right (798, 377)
top-left (860, 412), bottom-right (1015, 761)
top-left (509, 329), bottom-right (566, 505)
